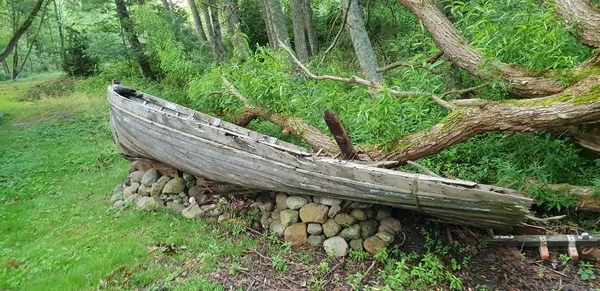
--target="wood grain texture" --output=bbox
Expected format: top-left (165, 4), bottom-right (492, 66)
top-left (108, 85), bottom-right (533, 230)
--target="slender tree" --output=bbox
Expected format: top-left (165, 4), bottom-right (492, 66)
top-left (223, 0), bottom-right (248, 60)
top-left (209, 0), bottom-right (226, 61)
top-left (303, 0), bottom-right (318, 56)
top-left (114, 0), bottom-right (155, 79)
top-left (188, 0), bottom-right (208, 41)
top-left (341, 0), bottom-right (382, 84)
top-left (290, 0), bottom-right (309, 63)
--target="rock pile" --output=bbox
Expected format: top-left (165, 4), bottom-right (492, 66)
top-left (110, 161), bottom-right (402, 258)
top-left (265, 193), bottom-right (401, 257)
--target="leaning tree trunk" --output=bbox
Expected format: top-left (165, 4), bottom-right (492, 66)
top-left (223, 0), bottom-right (248, 60)
top-left (0, 0), bottom-right (45, 62)
top-left (290, 0), bottom-right (309, 64)
top-left (303, 0), bottom-right (318, 56)
top-left (188, 0), bottom-right (208, 41)
top-left (114, 0), bottom-right (155, 79)
top-left (209, 0), bottom-right (226, 61)
top-left (397, 0), bottom-right (566, 98)
top-left (342, 0), bottom-right (383, 84)
top-left (553, 0), bottom-right (600, 48)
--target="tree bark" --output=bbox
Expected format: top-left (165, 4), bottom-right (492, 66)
top-left (0, 0), bottom-right (45, 62)
top-left (114, 0), bottom-right (155, 79)
top-left (342, 0), bottom-right (383, 84)
top-left (560, 123), bottom-right (600, 153)
top-left (303, 0), bottom-right (318, 56)
top-left (202, 2), bottom-right (216, 49)
top-left (209, 0), bottom-right (226, 61)
top-left (188, 0), bottom-right (208, 41)
top-left (223, 0), bottom-right (248, 60)
top-left (52, 0), bottom-right (66, 62)
top-left (261, 0), bottom-right (277, 48)
top-left (11, 43), bottom-right (18, 80)
top-left (553, 0), bottom-right (600, 48)
top-left (265, 0), bottom-right (291, 48)
top-left (290, 0), bottom-right (309, 64)
top-left (374, 76), bottom-right (600, 164)
top-left (397, 0), bottom-right (565, 98)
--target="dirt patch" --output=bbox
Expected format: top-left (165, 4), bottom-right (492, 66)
top-left (18, 78), bottom-right (76, 101)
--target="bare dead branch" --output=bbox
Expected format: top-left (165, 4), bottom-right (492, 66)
top-left (319, 0), bottom-right (352, 67)
top-left (440, 82), bottom-right (493, 99)
top-left (280, 41), bottom-right (456, 110)
top-left (221, 76), bottom-right (249, 106)
top-left (406, 160), bottom-right (441, 177)
top-left (377, 52), bottom-right (445, 74)
top-left (221, 76), bottom-right (339, 155)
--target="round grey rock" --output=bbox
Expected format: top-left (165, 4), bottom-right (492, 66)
top-left (275, 193), bottom-right (289, 210)
top-left (162, 177), bottom-right (185, 194)
top-left (269, 220), bottom-right (286, 236)
top-left (350, 209), bottom-right (367, 221)
top-left (141, 168), bottom-right (158, 187)
top-left (322, 219), bottom-right (341, 238)
top-left (323, 236), bottom-right (348, 257)
top-left (286, 196), bottom-right (308, 210)
top-left (320, 197), bottom-right (342, 206)
top-left (340, 224), bottom-right (361, 241)
top-left (136, 196), bottom-right (158, 211)
top-left (307, 223), bottom-right (323, 235)
top-left (151, 176), bottom-right (170, 197)
top-left (129, 171), bottom-right (145, 184)
top-left (349, 239), bottom-right (364, 251)
top-left (378, 217), bottom-right (402, 234)
top-left (359, 219), bottom-right (379, 239)
top-left (328, 204), bottom-right (341, 218)
top-left (376, 231), bottom-right (395, 244)
top-left (280, 209), bottom-right (299, 227)
top-left (307, 234), bottom-right (326, 246)
top-left (334, 213), bottom-right (356, 227)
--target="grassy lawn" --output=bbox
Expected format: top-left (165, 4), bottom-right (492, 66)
top-left (0, 77), bottom-right (250, 290)
top-left (1, 77), bottom-right (596, 290)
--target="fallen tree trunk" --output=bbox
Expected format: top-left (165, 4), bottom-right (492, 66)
top-left (526, 180), bottom-right (600, 212)
top-left (373, 76), bottom-right (600, 164)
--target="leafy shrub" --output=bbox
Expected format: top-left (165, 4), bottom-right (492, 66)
top-left (62, 27), bottom-right (99, 77)
top-left (448, 0), bottom-right (592, 69)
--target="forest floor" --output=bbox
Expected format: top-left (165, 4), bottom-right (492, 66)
top-left (0, 77), bottom-right (598, 290)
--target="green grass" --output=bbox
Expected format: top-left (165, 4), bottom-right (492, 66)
top-left (0, 77), bottom-right (254, 290)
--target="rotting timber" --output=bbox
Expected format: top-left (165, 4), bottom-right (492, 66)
top-left (108, 85), bottom-right (534, 230)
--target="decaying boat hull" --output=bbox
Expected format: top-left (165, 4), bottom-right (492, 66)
top-left (108, 85), bottom-right (533, 230)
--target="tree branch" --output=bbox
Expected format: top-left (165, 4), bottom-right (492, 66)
top-left (397, 0), bottom-right (565, 98)
top-left (0, 0), bottom-right (45, 62)
top-left (370, 76), bottom-right (600, 165)
top-left (377, 52), bottom-right (444, 74)
top-left (553, 0), bottom-right (600, 48)
top-left (319, 0), bottom-right (351, 67)
top-left (280, 41), bottom-right (456, 109)
top-left (221, 76), bottom-right (339, 155)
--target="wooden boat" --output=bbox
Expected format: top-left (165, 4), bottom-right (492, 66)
top-left (108, 85), bottom-right (533, 230)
